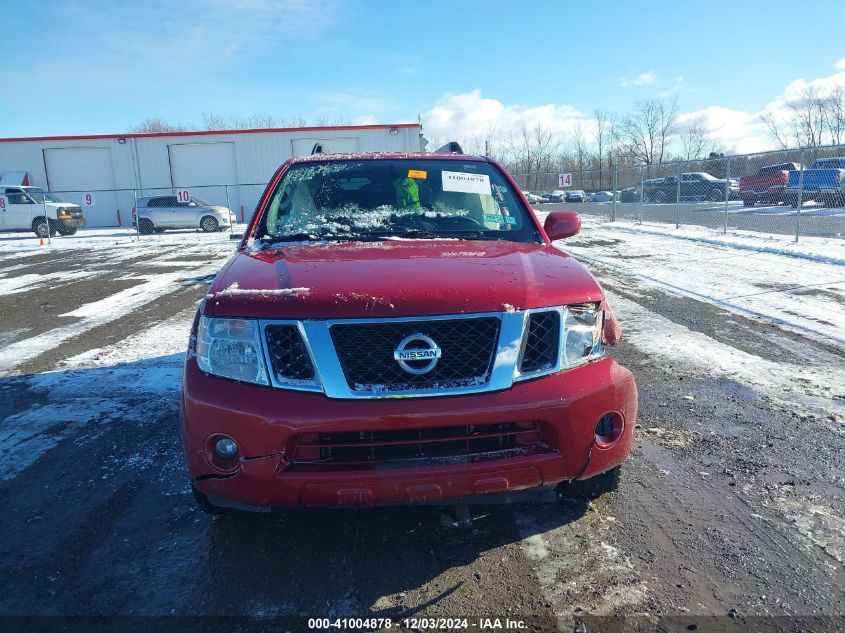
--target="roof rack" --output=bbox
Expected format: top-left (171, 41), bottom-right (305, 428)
top-left (434, 141), bottom-right (464, 154)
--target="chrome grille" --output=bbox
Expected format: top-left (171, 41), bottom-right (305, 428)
top-left (330, 317), bottom-right (500, 391)
top-left (520, 311), bottom-right (560, 373)
top-left (264, 324), bottom-right (315, 381)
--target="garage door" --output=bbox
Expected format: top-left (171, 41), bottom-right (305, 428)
top-left (168, 142), bottom-right (239, 214)
top-left (291, 137), bottom-right (360, 157)
top-left (44, 147), bottom-right (117, 227)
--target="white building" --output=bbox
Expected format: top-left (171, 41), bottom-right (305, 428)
top-left (0, 123), bottom-right (423, 227)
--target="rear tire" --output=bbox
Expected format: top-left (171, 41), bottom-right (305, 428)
top-left (742, 199), bottom-right (755, 207)
top-left (709, 188), bottom-right (725, 202)
top-left (654, 190), bottom-right (668, 204)
top-left (558, 466), bottom-right (622, 500)
top-left (138, 218), bottom-right (155, 235)
top-left (58, 226), bottom-right (78, 236)
top-left (200, 216), bottom-right (220, 233)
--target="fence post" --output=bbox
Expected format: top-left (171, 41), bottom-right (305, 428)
top-left (639, 168), bottom-right (644, 224)
top-left (133, 189), bottom-right (141, 240)
top-left (611, 167), bottom-right (617, 222)
top-left (225, 185), bottom-right (231, 227)
top-left (676, 162), bottom-right (682, 229)
top-left (42, 196), bottom-right (52, 245)
top-left (724, 157), bottom-right (731, 234)
top-left (795, 150), bottom-right (805, 243)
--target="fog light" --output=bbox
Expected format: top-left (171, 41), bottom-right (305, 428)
top-left (594, 413), bottom-right (623, 447)
top-left (215, 437), bottom-right (239, 459)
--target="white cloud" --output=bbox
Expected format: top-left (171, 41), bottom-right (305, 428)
top-left (634, 72), bottom-right (657, 86)
top-left (676, 106), bottom-right (766, 154)
top-left (421, 89), bottom-right (586, 142)
top-left (661, 75), bottom-right (686, 96)
top-left (422, 59), bottom-right (845, 157)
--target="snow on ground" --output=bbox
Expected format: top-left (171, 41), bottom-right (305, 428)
top-left (606, 290), bottom-right (845, 427)
top-left (541, 215), bottom-right (845, 423)
top-left (551, 216), bottom-right (845, 348)
top-left (1, 310), bottom-right (199, 482)
top-left (0, 268), bottom-right (218, 374)
top-left (0, 225), bottom-right (248, 259)
top-left (594, 219), bottom-right (845, 265)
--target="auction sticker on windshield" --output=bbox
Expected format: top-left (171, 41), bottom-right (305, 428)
top-left (442, 171), bottom-right (491, 195)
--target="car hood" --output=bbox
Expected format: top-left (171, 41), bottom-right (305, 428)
top-left (47, 202), bottom-right (81, 211)
top-left (204, 240), bottom-right (604, 319)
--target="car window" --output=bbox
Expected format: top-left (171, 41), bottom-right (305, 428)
top-left (150, 196), bottom-right (178, 207)
top-left (5, 189), bottom-right (33, 204)
top-left (258, 159), bottom-right (542, 244)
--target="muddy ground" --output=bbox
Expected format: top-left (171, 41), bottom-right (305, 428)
top-left (0, 230), bottom-right (842, 632)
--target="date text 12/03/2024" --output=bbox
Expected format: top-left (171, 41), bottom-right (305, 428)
top-left (307, 617), bottom-right (528, 630)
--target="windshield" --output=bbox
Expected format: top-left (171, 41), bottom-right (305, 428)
top-left (24, 188), bottom-right (62, 203)
top-left (257, 159), bottom-right (542, 244)
top-left (191, 196), bottom-right (210, 206)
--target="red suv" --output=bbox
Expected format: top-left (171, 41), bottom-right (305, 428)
top-left (181, 151), bottom-right (637, 513)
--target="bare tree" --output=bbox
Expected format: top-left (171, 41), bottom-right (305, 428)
top-left (789, 86), bottom-right (827, 148)
top-left (130, 118), bottom-right (187, 133)
top-left (201, 112), bottom-right (310, 130)
top-left (277, 115), bottom-right (308, 128)
top-left (593, 109), bottom-right (610, 187)
top-left (760, 111), bottom-right (790, 150)
top-left (571, 121), bottom-right (589, 172)
top-left (824, 85), bottom-right (845, 146)
top-left (617, 97), bottom-right (679, 164)
top-left (314, 115), bottom-right (354, 126)
top-left (679, 116), bottom-right (716, 160)
top-left (761, 85), bottom-right (845, 149)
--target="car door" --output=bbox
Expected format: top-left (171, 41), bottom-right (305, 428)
top-left (4, 188), bottom-right (37, 231)
top-left (171, 197), bottom-right (198, 227)
top-left (153, 196), bottom-right (179, 227)
top-left (142, 197), bottom-right (163, 227)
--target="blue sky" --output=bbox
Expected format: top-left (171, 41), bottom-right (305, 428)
top-left (2, 0), bottom-right (845, 152)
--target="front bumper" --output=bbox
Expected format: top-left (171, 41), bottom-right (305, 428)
top-left (57, 216), bottom-right (86, 229)
top-left (181, 357), bottom-right (637, 509)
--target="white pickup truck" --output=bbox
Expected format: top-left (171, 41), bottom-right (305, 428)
top-left (0, 186), bottom-right (86, 237)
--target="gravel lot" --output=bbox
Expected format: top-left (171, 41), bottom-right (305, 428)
top-left (0, 223), bottom-right (843, 631)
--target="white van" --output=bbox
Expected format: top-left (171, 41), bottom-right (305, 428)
top-left (0, 186), bottom-right (86, 237)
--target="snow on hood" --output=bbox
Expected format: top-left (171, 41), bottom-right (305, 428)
top-left (204, 239), bottom-right (604, 319)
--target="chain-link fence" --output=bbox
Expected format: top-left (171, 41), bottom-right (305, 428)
top-left (0, 183), bottom-right (270, 242)
top-left (512, 144), bottom-right (845, 241)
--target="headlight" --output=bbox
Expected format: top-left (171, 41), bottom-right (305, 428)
top-left (196, 317), bottom-right (269, 385)
top-left (562, 303), bottom-right (604, 367)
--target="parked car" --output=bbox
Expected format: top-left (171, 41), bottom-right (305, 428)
top-left (522, 191), bottom-right (544, 204)
top-left (619, 187), bottom-right (639, 203)
top-left (588, 191), bottom-right (614, 202)
top-left (565, 190), bottom-right (586, 202)
top-left (133, 195), bottom-right (234, 234)
top-left (784, 157), bottom-right (845, 206)
top-left (739, 163), bottom-right (800, 207)
top-left (643, 172), bottom-right (738, 203)
top-left (1, 186), bottom-right (86, 237)
top-left (181, 151), bottom-right (636, 514)
top-left (547, 190), bottom-right (566, 203)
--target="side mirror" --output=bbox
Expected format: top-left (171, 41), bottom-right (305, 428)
top-left (543, 211), bottom-right (581, 241)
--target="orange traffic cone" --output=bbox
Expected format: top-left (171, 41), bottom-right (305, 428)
top-left (39, 236), bottom-right (45, 247)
